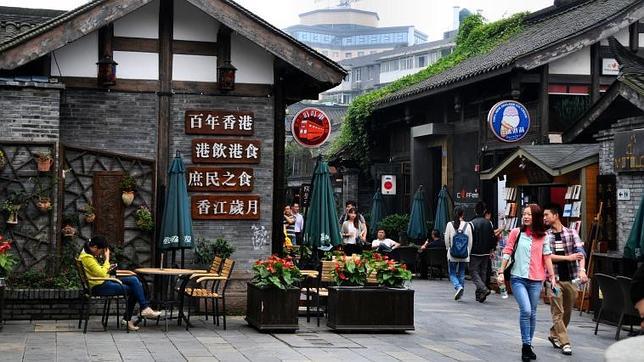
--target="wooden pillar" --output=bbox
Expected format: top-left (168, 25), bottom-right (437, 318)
top-left (98, 23), bottom-right (114, 60)
top-left (539, 64), bottom-right (549, 143)
top-left (272, 63), bottom-right (286, 255)
top-left (217, 26), bottom-right (232, 67)
top-left (157, 0), bottom-right (173, 189)
top-left (629, 22), bottom-right (639, 52)
top-left (590, 43), bottom-right (601, 103)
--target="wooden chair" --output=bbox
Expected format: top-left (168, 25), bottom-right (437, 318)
top-left (176, 255), bottom-right (223, 321)
top-left (313, 260), bottom-right (336, 326)
top-left (184, 258), bottom-right (235, 330)
top-left (74, 259), bottom-right (129, 334)
top-left (299, 269), bottom-right (319, 323)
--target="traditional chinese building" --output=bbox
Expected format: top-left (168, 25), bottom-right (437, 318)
top-left (0, 0), bottom-right (344, 308)
top-left (347, 0), bottom-right (644, 243)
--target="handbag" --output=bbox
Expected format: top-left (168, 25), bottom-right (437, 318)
top-left (503, 231), bottom-right (521, 282)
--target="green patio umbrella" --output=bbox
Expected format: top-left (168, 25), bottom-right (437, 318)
top-left (624, 194), bottom-right (644, 260)
top-left (369, 189), bottom-right (384, 239)
top-left (407, 185), bottom-right (428, 242)
top-left (303, 159), bottom-right (341, 250)
top-left (159, 151), bottom-right (193, 267)
top-left (434, 185), bottom-right (451, 237)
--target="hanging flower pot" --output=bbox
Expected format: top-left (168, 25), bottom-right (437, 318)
top-left (122, 191), bottom-right (135, 206)
top-left (85, 212), bottom-right (96, 223)
top-left (36, 197), bottom-right (52, 213)
top-left (82, 203), bottom-right (96, 223)
top-left (0, 150), bottom-right (7, 171)
top-left (35, 152), bottom-right (53, 172)
top-left (6, 210), bottom-right (18, 225)
top-left (62, 224), bottom-right (77, 237)
top-left (1, 201), bottom-right (19, 225)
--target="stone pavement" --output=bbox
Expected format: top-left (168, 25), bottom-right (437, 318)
top-left (0, 279), bottom-right (630, 361)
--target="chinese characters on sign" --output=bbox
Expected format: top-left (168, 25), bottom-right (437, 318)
top-left (187, 167), bottom-right (254, 192)
top-left (192, 195), bottom-right (261, 220)
top-left (185, 110), bottom-right (255, 135)
top-left (192, 138), bottom-right (261, 164)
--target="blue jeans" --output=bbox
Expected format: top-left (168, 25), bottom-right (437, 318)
top-left (92, 276), bottom-right (149, 321)
top-left (511, 277), bottom-right (543, 345)
top-left (448, 261), bottom-right (466, 290)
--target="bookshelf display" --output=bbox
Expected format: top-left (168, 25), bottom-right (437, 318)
top-left (564, 184), bottom-right (582, 233)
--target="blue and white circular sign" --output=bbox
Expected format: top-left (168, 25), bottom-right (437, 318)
top-left (488, 100), bottom-right (531, 142)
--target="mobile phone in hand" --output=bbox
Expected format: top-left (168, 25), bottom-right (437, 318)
top-left (108, 263), bottom-right (118, 275)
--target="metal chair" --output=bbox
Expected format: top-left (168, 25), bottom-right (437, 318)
top-left (427, 248), bottom-right (448, 280)
top-left (74, 259), bottom-right (129, 334)
top-left (391, 246), bottom-right (419, 272)
top-left (184, 258), bottom-right (235, 330)
top-left (594, 273), bottom-right (626, 340)
top-left (616, 276), bottom-right (642, 336)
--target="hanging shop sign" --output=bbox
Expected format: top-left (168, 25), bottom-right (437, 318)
top-left (191, 195), bottom-right (260, 220)
top-left (291, 107), bottom-right (332, 148)
top-left (488, 100), bottom-right (531, 143)
top-left (300, 184), bottom-right (311, 207)
top-left (187, 167), bottom-right (254, 192)
top-left (614, 130), bottom-right (644, 172)
top-left (191, 138), bottom-right (261, 164)
top-left (185, 110), bottom-right (255, 135)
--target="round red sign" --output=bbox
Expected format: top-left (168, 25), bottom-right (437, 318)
top-left (291, 107), bottom-right (332, 148)
top-left (383, 181), bottom-right (393, 190)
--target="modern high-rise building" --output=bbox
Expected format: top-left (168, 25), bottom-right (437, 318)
top-left (284, 6), bottom-right (427, 62)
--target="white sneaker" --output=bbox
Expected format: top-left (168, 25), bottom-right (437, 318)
top-left (454, 287), bottom-right (464, 300)
top-left (141, 308), bottom-right (162, 319)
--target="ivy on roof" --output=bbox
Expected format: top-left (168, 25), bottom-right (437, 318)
top-left (328, 13), bottom-right (526, 170)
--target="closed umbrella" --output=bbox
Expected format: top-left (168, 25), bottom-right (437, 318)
top-left (159, 151), bottom-right (194, 267)
top-left (407, 185), bottom-right (428, 242)
top-left (624, 194), bottom-right (644, 260)
top-left (369, 189), bottom-right (384, 239)
top-left (434, 185), bottom-right (451, 237)
top-left (303, 159), bottom-right (341, 250)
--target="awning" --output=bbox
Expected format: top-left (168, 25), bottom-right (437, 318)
top-left (480, 144), bottom-right (599, 180)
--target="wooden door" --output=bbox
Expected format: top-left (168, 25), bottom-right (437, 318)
top-left (93, 172), bottom-right (124, 244)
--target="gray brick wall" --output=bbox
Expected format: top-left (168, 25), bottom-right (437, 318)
top-left (59, 90), bottom-right (158, 159)
top-left (595, 116), bottom-right (644, 251)
top-left (0, 83), bottom-right (62, 141)
top-left (171, 95), bottom-right (274, 271)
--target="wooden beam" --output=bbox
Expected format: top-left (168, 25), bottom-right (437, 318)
top-left (113, 37), bottom-right (218, 56)
top-left (630, 22), bottom-right (639, 52)
top-left (539, 64), bottom-right (549, 143)
top-left (590, 42), bottom-right (601, 102)
top-left (60, 77), bottom-right (158, 92)
top-left (271, 61), bottom-right (286, 255)
top-left (186, 0), bottom-right (345, 84)
top-left (217, 25), bottom-right (231, 68)
top-left (157, 0), bottom-right (173, 191)
top-left (0, 0), bottom-right (153, 69)
top-left (98, 23), bottom-right (114, 59)
top-left (172, 81), bottom-right (271, 96)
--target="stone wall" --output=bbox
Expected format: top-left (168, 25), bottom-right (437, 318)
top-left (595, 116), bottom-right (644, 251)
top-left (0, 82), bottom-right (62, 142)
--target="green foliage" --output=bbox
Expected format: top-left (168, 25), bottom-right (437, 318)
top-left (0, 236), bottom-right (18, 277)
top-left (370, 253), bottom-right (413, 288)
top-left (134, 206), bottom-right (154, 231)
top-left (119, 175), bottom-right (137, 192)
top-left (252, 255), bottom-right (302, 289)
top-left (331, 254), bottom-right (368, 286)
top-left (8, 242), bottom-right (80, 289)
top-left (193, 237), bottom-right (235, 266)
top-left (322, 249), bottom-right (345, 261)
top-left (329, 13), bottom-right (527, 169)
top-left (377, 214), bottom-right (410, 240)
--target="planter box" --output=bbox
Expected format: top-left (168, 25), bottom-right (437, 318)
top-left (327, 286), bottom-right (414, 331)
top-left (245, 282), bottom-right (299, 331)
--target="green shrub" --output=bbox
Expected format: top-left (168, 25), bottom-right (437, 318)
top-left (194, 237), bottom-right (235, 266)
top-left (377, 214), bottom-right (410, 240)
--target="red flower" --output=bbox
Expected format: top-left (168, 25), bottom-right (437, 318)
top-left (339, 272), bottom-right (347, 280)
top-left (401, 264), bottom-right (407, 270)
top-left (0, 242), bottom-right (11, 254)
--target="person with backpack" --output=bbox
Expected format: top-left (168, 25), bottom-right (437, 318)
top-left (497, 204), bottom-right (557, 362)
top-left (444, 207), bottom-right (473, 300)
top-left (470, 201), bottom-right (497, 303)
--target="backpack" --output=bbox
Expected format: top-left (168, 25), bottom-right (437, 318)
top-left (450, 222), bottom-right (470, 259)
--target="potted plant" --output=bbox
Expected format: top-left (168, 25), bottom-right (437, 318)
top-left (0, 150), bottom-right (6, 171)
top-left (326, 253), bottom-right (415, 331)
top-left (82, 203), bottom-right (96, 223)
top-left (119, 175), bottom-right (137, 206)
top-left (35, 152), bottom-right (53, 172)
top-left (1, 200), bottom-right (20, 225)
top-left (377, 213), bottom-right (411, 245)
top-left (135, 205), bottom-right (154, 231)
top-left (193, 237), bottom-right (235, 267)
top-left (36, 197), bottom-right (52, 213)
top-left (245, 255), bottom-right (302, 331)
top-left (0, 236), bottom-right (17, 278)
top-left (61, 213), bottom-right (77, 237)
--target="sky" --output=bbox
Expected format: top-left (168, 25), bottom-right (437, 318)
top-left (0, 0), bottom-right (554, 40)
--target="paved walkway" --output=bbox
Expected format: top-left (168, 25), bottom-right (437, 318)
top-left (0, 279), bottom-right (631, 361)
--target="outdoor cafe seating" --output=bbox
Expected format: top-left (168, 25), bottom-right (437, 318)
top-left (183, 258), bottom-right (235, 330)
top-left (594, 273), bottom-right (642, 340)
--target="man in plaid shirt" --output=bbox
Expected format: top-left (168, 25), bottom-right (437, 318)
top-left (544, 204), bottom-right (587, 356)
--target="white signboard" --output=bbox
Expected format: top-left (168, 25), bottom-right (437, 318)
top-left (617, 188), bottom-right (631, 201)
top-left (381, 175), bottom-right (396, 195)
top-left (602, 58), bottom-right (620, 76)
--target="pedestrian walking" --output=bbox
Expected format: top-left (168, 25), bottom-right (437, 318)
top-left (497, 204), bottom-right (557, 362)
top-left (470, 201), bottom-right (497, 302)
top-left (543, 204), bottom-right (587, 356)
top-left (444, 207), bottom-right (473, 301)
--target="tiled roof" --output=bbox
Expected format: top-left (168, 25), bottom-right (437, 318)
top-left (520, 144), bottom-right (599, 170)
top-left (339, 37), bottom-right (455, 69)
top-left (376, 0), bottom-right (643, 108)
top-left (0, 6), bottom-right (65, 43)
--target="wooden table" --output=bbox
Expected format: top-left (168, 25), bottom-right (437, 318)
top-left (299, 269), bottom-right (319, 323)
top-left (134, 268), bottom-right (206, 330)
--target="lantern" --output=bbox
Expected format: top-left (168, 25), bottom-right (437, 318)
top-left (217, 60), bottom-right (237, 92)
top-left (97, 55), bottom-right (118, 87)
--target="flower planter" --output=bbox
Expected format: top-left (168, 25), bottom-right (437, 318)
top-left (37, 199), bottom-right (52, 213)
top-left (6, 211), bottom-right (18, 225)
top-left (84, 213), bottom-right (96, 223)
top-left (326, 286), bottom-right (414, 331)
top-left (36, 158), bottom-right (53, 172)
top-left (62, 225), bottom-right (77, 237)
top-left (121, 191), bottom-right (135, 206)
top-left (245, 282), bottom-right (299, 332)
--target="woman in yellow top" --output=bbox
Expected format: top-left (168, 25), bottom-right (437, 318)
top-left (78, 235), bottom-right (161, 331)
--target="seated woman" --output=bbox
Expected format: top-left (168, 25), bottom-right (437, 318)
top-left (78, 235), bottom-right (161, 331)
